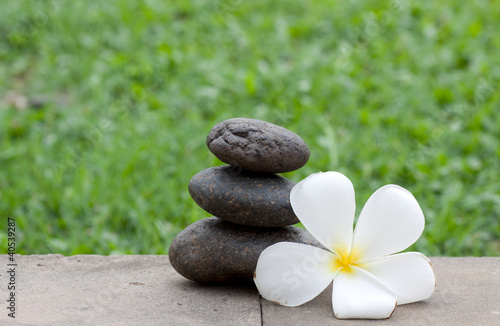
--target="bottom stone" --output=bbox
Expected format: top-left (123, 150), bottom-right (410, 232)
top-left (168, 217), bottom-right (322, 284)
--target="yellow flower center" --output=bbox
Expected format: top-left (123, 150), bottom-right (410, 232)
top-left (331, 248), bottom-right (360, 274)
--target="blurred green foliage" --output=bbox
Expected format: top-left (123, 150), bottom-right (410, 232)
top-left (0, 0), bottom-right (499, 256)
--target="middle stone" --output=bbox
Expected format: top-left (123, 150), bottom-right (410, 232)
top-left (188, 166), bottom-right (300, 227)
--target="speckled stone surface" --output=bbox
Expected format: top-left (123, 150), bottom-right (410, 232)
top-left (168, 217), bottom-right (322, 284)
top-left (5, 256), bottom-right (500, 326)
top-left (206, 118), bottom-right (310, 173)
top-left (188, 166), bottom-right (299, 227)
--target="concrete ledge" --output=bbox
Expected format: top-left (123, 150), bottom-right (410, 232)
top-left (262, 257), bottom-right (500, 325)
top-left (1, 255), bottom-right (499, 325)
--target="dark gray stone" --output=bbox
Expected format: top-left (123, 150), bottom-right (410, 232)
top-left (188, 166), bottom-right (299, 227)
top-left (168, 217), bottom-right (322, 284)
top-left (206, 118), bottom-right (310, 173)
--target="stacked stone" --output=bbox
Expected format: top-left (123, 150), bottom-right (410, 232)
top-left (169, 118), bottom-right (320, 283)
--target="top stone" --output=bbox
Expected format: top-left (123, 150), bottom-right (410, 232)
top-left (206, 118), bottom-right (310, 173)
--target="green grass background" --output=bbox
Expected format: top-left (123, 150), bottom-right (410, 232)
top-left (1, 0), bottom-right (499, 256)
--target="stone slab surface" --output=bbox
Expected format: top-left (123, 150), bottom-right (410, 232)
top-left (0, 255), bottom-right (260, 326)
top-left (0, 255), bottom-right (499, 325)
top-left (262, 257), bottom-right (500, 326)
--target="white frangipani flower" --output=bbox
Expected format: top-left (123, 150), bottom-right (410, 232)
top-left (254, 171), bottom-right (435, 319)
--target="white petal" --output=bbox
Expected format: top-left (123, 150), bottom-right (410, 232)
top-left (361, 252), bottom-right (436, 304)
top-left (254, 242), bottom-right (337, 307)
top-left (332, 266), bottom-right (397, 319)
top-left (351, 185), bottom-right (425, 260)
top-left (290, 171), bottom-right (355, 254)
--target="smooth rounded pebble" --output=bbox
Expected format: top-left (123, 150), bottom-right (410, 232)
top-left (188, 166), bottom-right (299, 227)
top-left (168, 217), bottom-right (323, 284)
top-left (206, 118), bottom-right (310, 173)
